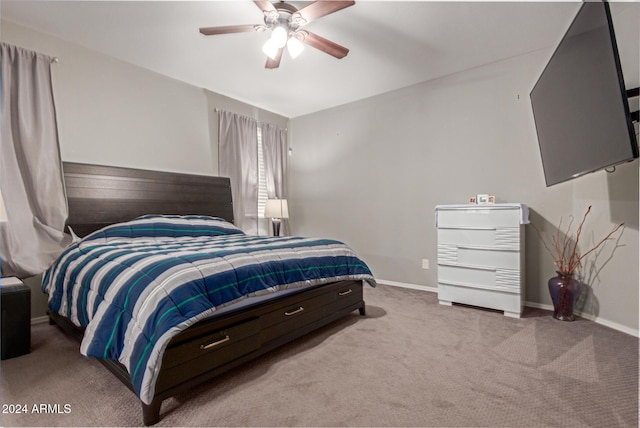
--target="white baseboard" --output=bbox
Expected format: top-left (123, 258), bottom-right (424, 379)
top-left (378, 279), bottom-right (639, 338)
top-left (525, 301), bottom-right (639, 338)
top-left (31, 315), bottom-right (49, 325)
top-left (376, 279), bottom-right (438, 293)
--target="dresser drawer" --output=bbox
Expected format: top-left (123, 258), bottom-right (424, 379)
top-left (324, 282), bottom-right (363, 313)
top-left (333, 282), bottom-right (363, 300)
top-left (438, 282), bottom-right (522, 314)
top-left (260, 293), bottom-right (327, 342)
top-left (438, 264), bottom-right (520, 292)
top-left (261, 292), bottom-right (327, 328)
top-left (162, 317), bottom-right (260, 370)
top-left (156, 316), bottom-right (261, 392)
top-left (437, 227), bottom-right (521, 249)
top-left (437, 207), bottom-right (521, 228)
top-left (438, 245), bottom-right (521, 269)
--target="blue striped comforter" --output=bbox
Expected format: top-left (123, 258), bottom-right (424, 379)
top-left (42, 215), bottom-right (375, 404)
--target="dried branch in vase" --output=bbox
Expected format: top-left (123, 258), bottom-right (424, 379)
top-left (532, 206), bottom-right (624, 275)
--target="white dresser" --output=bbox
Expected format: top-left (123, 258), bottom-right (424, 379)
top-left (435, 204), bottom-right (528, 318)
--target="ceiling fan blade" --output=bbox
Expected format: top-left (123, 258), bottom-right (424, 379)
top-left (253, 0), bottom-right (276, 13)
top-left (301, 31), bottom-right (349, 59)
top-left (265, 48), bottom-right (283, 69)
top-left (293, 1), bottom-right (355, 24)
top-left (199, 24), bottom-right (257, 36)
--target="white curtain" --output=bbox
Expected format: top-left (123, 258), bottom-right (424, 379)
top-left (218, 110), bottom-right (259, 234)
top-left (0, 43), bottom-right (70, 278)
top-left (261, 122), bottom-right (289, 236)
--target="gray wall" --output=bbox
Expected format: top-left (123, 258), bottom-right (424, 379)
top-left (1, 20), bottom-right (213, 176)
top-left (288, 4), bottom-right (639, 333)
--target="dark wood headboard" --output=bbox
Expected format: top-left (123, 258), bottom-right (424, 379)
top-left (63, 162), bottom-right (234, 237)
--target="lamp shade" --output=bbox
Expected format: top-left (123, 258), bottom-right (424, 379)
top-left (0, 190), bottom-right (7, 222)
top-left (270, 26), bottom-right (288, 48)
top-left (287, 36), bottom-right (304, 59)
top-left (265, 199), bottom-right (289, 219)
top-left (262, 38), bottom-right (279, 60)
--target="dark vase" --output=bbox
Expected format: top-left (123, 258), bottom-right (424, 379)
top-left (548, 271), bottom-right (580, 321)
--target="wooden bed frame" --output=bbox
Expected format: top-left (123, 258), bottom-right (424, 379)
top-left (49, 162), bottom-right (366, 425)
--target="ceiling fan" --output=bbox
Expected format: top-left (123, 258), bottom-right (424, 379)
top-left (199, 0), bottom-right (355, 69)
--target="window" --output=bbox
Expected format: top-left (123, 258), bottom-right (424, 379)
top-left (257, 127), bottom-right (268, 219)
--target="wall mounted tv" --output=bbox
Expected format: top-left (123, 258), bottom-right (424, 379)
top-left (530, 0), bottom-right (638, 187)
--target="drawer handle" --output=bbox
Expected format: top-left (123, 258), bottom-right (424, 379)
top-left (284, 306), bottom-right (304, 316)
top-left (338, 289), bottom-right (353, 296)
top-left (200, 335), bottom-right (230, 350)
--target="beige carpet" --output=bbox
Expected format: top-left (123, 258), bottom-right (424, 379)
top-left (1, 284), bottom-right (637, 427)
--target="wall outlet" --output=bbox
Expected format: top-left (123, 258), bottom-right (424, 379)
top-left (422, 259), bottom-right (430, 270)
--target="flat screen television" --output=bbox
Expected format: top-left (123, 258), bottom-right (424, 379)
top-left (530, 0), bottom-right (638, 187)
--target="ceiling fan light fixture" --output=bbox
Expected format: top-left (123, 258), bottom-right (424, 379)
top-left (270, 26), bottom-right (288, 48)
top-left (200, 1), bottom-right (355, 69)
top-left (287, 36), bottom-right (304, 59)
top-left (262, 39), bottom-right (279, 60)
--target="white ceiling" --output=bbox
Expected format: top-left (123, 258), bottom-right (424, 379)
top-left (1, 0), bottom-right (586, 118)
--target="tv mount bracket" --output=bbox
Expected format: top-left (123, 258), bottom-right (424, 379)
top-left (627, 87), bottom-right (639, 123)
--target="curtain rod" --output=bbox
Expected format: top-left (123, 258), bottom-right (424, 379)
top-left (214, 108), bottom-right (261, 122)
top-left (214, 108), bottom-right (287, 130)
top-left (0, 42), bottom-right (59, 63)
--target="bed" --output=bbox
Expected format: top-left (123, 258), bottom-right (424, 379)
top-left (45, 162), bottom-right (375, 425)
